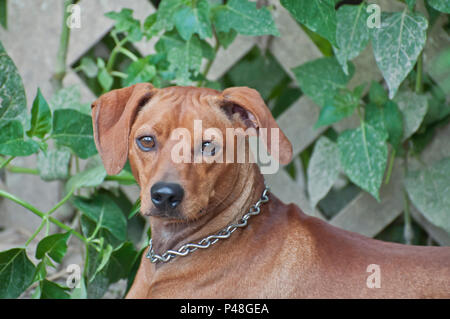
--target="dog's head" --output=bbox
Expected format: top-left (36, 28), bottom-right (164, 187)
top-left (91, 83), bottom-right (292, 221)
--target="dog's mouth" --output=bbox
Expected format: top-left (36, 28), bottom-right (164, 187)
top-left (145, 207), bottom-right (184, 220)
top-left (142, 206), bottom-right (208, 223)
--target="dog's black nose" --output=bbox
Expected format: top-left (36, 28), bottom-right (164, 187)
top-left (151, 182), bottom-right (184, 210)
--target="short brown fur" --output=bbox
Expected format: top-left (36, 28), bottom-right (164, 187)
top-left (91, 84), bottom-right (450, 298)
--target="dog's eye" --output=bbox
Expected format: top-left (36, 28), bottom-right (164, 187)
top-left (136, 136), bottom-right (156, 151)
top-left (201, 141), bottom-right (216, 156)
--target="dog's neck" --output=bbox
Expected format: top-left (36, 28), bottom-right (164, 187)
top-left (148, 162), bottom-right (265, 265)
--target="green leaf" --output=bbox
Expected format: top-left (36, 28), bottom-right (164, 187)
top-left (0, 0), bottom-right (7, 29)
top-left (333, 3), bottom-right (370, 75)
top-left (72, 193), bottom-right (127, 243)
top-left (39, 280), bottom-right (70, 299)
top-left (66, 160), bottom-right (107, 192)
top-left (383, 101), bottom-right (404, 151)
top-left (368, 81), bottom-right (388, 107)
top-left (112, 169), bottom-right (137, 186)
top-left (0, 40), bottom-right (27, 129)
top-left (281, 0), bottom-right (337, 47)
top-left (292, 57), bottom-right (354, 107)
top-left (393, 91), bottom-right (428, 141)
top-left (122, 58), bottom-right (156, 87)
top-left (128, 197), bottom-right (141, 219)
top-left (33, 260), bottom-right (47, 283)
top-left (216, 29), bottom-right (237, 49)
top-left (423, 88), bottom-right (450, 126)
top-left (0, 120), bottom-right (39, 156)
top-left (143, 12), bottom-right (158, 38)
top-left (85, 241), bottom-right (138, 298)
top-left (70, 277), bottom-right (87, 299)
top-left (365, 101), bottom-right (403, 152)
top-left (31, 285), bottom-right (41, 299)
top-left (27, 88), bottom-right (52, 139)
top-left (152, 0), bottom-right (187, 33)
top-left (371, 11), bottom-right (428, 99)
top-left (78, 57), bottom-right (98, 78)
top-left (213, 0), bottom-right (279, 36)
top-left (156, 31), bottom-right (204, 85)
top-left (85, 241), bottom-right (114, 287)
top-left (98, 67), bottom-right (113, 92)
top-left (405, 157), bottom-right (450, 234)
top-left (315, 88), bottom-right (360, 128)
top-left (405, 0), bottom-right (416, 11)
top-left (107, 242), bottom-right (139, 283)
top-left (427, 0), bottom-right (450, 13)
top-left (198, 38), bottom-right (215, 61)
top-left (105, 9), bottom-right (142, 42)
top-left (227, 48), bottom-right (286, 100)
top-left (49, 85), bottom-right (90, 115)
top-left (338, 124), bottom-right (388, 201)
top-left (51, 109), bottom-right (97, 159)
top-left (425, 1), bottom-right (441, 26)
top-left (85, 246), bottom-right (110, 298)
top-left (0, 248), bottom-right (36, 298)
top-left (37, 148), bottom-right (71, 181)
top-left (429, 47), bottom-right (450, 95)
top-left (36, 232), bottom-right (72, 264)
top-left (91, 244), bottom-right (113, 282)
top-left (307, 136), bottom-right (341, 207)
top-left (173, 0), bottom-right (212, 40)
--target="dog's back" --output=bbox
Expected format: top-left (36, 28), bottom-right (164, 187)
top-left (280, 198), bottom-right (450, 298)
top-left (134, 194), bottom-right (450, 298)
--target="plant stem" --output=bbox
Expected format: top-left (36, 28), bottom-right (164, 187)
top-left (106, 37), bottom-right (129, 72)
top-left (198, 29), bottom-right (221, 87)
top-left (415, 52), bottom-right (423, 94)
top-left (403, 188), bottom-right (413, 245)
top-left (46, 188), bottom-right (75, 216)
top-left (75, 156), bottom-right (80, 174)
top-left (7, 166), bottom-right (39, 175)
top-left (117, 47), bottom-right (138, 62)
top-left (111, 71), bottom-right (129, 79)
top-left (25, 220), bottom-right (46, 246)
top-left (0, 189), bottom-right (87, 243)
top-left (0, 156), bottom-right (15, 169)
top-left (0, 189), bottom-right (46, 218)
top-left (356, 104), bottom-right (364, 123)
top-left (403, 146), bottom-right (414, 245)
top-left (7, 164), bottom-right (136, 186)
top-left (384, 149), bottom-right (396, 184)
top-left (49, 215), bottom-right (86, 243)
top-left (104, 174), bottom-right (136, 184)
top-left (51, 0), bottom-right (73, 91)
top-left (45, 218), bottom-right (50, 236)
top-left (87, 214), bottom-right (103, 242)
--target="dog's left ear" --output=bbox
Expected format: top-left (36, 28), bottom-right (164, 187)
top-left (91, 83), bottom-right (155, 175)
top-left (217, 87), bottom-right (293, 165)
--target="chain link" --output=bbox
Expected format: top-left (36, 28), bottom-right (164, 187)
top-left (146, 185), bottom-right (270, 263)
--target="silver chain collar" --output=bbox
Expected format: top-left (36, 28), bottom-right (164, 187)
top-left (146, 185), bottom-right (270, 263)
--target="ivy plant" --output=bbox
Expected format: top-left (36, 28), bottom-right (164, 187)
top-left (0, 0), bottom-right (449, 299)
top-left (0, 0), bottom-right (279, 298)
top-left (283, 0), bottom-right (449, 242)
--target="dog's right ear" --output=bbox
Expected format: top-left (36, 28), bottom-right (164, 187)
top-left (91, 83), bottom-right (155, 175)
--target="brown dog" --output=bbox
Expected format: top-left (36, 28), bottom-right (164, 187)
top-left (91, 83), bottom-right (450, 298)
